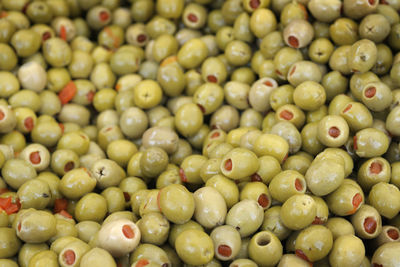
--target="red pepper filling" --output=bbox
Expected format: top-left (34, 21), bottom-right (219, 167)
top-left (257, 193), bottom-right (269, 208)
top-left (60, 25), bottom-right (67, 41)
top-left (224, 159), bottom-right (233, 171)
top-left (136, 259), bottom-right (149, 267)
top-left (295, 249), bottom-right (309, 262)
top-left (343, 104), bottom-right (352, 113)
top-left (365, 86), bottom-right (376, 98)
top-left (369, 161), bottom-right (382, 174)
top-left (187, 13), bottom-right (198, 23)
top-left (54, 198), bottom-right (68, 213)
top-left (137, 34), bottom-right (147, 43)
top-left (123, 192), bottom-right (131, 202)
top-left (251, 173), bottom-right (262, 182)
top-left (0, 110), bottom-right (4, 120)
top-left (217, 244), bottom-right (232, 257)
top-left (279, 110), bottom-right (293, 120)
top-left (0, 197), bottom-right (20, 215)
top-left (59, 210), bottom-right (73, 219)
top-left (347, 193), bottom-right (363, 215)
top-left (24, 117), bottom-right (34, 131)
top-left (288, 36), bottom-right (299, 48)
top-left (295, 178), bottom-right (303, 191)
top-left (207, 75), bottom-right (218, 83)
top-left (364, 217), bottom-right (377, 234)
top-left (387, 228), bottom-right (399, 240)
top-left (249, 0), bottom-right (260, 9)
top-left (122, 225), bottom-right (135, 239)
top-left (29, 151), bottom-right (41, 164)
top-left (99, 11), bottom-right (110, 21)
top-left (179, 168), bottom-right (188, 182)
top-left (42, 31), bottom-right (51, 41)
top-left (312, 216), bottom-right (324, 225)
top-left (64, 161), bottom-right (75, 172)
top-left (353, 136), bottom-right (358, 151)
top-left (289, 65), bottom-right (296, 76)
top-left (264, 80), bottom-right (273, 87)
top-left (211, 131), bottom-right (220, 139)
top-left (328, 127), bottom-right (340, 138)
top-left (197, 104), bottom-right (206, 114)
top-left (63, 250), bottom-right (76, 265)
top-left (86, 91), bottom-right (95, 102)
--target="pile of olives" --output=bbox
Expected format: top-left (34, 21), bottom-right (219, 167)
top-left (1, 0), bottom-right (400, 266)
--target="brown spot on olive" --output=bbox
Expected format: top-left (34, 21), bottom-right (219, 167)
top-left (99, 11), bottom-right (110, 21)
top-left (328, 127), bottom-right (340, 138)
top-left (257, 193), bottom-right (269, 208)
top-left (364, 217), bottom-right (377, 234)
top-left (288, 36), bottom-right (299, 48)
top-left (122, 225), bottom-right (135, 239)
top-left (29, 151), bottom-right (41, 164)
top-left (63, 249), bottom-right (76, 265)
top-left (387, 228), bottom-right (399, 240)
top-left (218, 244), bottom-right (232, 257)
top-left (18, 223), bottom-right (21, 231)
top-left (279, 110), bottom-right (293, 120)
top-left (365, 87), bottom-right (376, 98)
top-left (207, 75), bottom-right (217, 83)
top-left (137, 34), bottom-right (147, 43)
top-left (369, 161), bottom-right (382, 174)
top-left (295, 178), bottom-right (303, 191)
top-left (64, 161), bottom-right (75, 172)
top-left (369, 0), bottom-right (376, 5)
top-left (224, 159), bottom-right (232, 171)
top-left (373, 264), bottom-right (383, 267)
top-left (24, 117), bottom-right (34, 131)
top-left (187, 13), bottom-right (198, 23)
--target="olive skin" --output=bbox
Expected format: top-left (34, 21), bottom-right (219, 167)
top-left (193, 187), bottom-right (227, 229)
top-left (371, 242), bottom-right (400, 267)
top-left (294, 225), bottom-right (333, 262)
top-left (97, 219), bottom-right (141, 258)
top-left (248, 231), bottom-right (283, 267)
top-left (175, 229), bottom-right (214, 266)
top-left (329, 235), bottom-right (365, 267)
top-left (158, 184), bottom-right (195, 224)
top-left (0, 227), bottom-right (21, 258)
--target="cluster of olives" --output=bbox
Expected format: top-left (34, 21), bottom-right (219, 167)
top-left (1, 0), bottom-right (400, 266)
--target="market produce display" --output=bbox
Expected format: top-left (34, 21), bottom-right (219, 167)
top-left (1, 0), bottom-right (400, 266)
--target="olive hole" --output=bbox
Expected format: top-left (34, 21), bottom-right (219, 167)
top-left (256, 234), bottom-right (271, 246)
